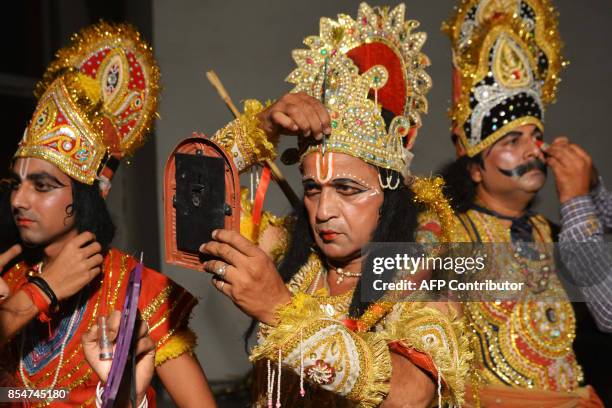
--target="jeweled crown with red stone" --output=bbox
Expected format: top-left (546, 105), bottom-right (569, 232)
top-left (288, 3), bottom-right (431, 176)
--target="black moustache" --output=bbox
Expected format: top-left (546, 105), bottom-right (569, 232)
top-left (497, 158), bottom-right (547, 178)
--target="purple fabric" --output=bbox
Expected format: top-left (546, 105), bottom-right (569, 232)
top-left (102, 262), bottom-right (143, 407)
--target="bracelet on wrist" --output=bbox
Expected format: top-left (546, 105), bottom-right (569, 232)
top-left (27, 275), bottom-right (59, 312)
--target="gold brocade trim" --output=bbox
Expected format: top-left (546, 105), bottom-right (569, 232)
top-left (155, 329), bottom-right (197, 367)
top-left (250, 292), bottom-right (392, 407)
top-left (239, 188), bottom-right (290, 263)
top-left (250, 292), bottom-right (329, 362)
top-left (381, 302), bottom-right (472, 406)
top-left (355, 301), bottom-right (395, 333)
top-left (288, 253), bottom-right (354, 316)
top-left (36, 21), bottom-right (160, 158)
top-left (148, 291), bottom-right (193, 333)
top-left (287, 252), bottom-right (395, 331)
top-left (141, 285), bottom-right (173, 321)
top-left (154, 296), bottom-right (197, 348)
top-left (347, 332), bottom-right (392, 408)
top-left (463, 116), bottom-right (544, 158)
top-left (212, 118), bottom-right (247, 170)
top-left (110, 253), bottom-right (128, 309)
top-left (212, 99), bottom-right (277, 172)
top-left (286, 253), bottom-right (323, 294)
top-left (411, 176), bottom-right (456, 243)
top-left (241, 99), bottom-right (278, 162)
top-left (457, 209), bottom-right (583, 391)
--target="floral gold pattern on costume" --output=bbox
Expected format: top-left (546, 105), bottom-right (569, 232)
top-left (212, 99), bottom-right (277, 172)
top-left (442, 0), bottom-right (565, 157)
top-left (15, 21), bottom-right (159, 185)
top-left (251, 291), bottom-right (392, 407)
top-left (287, 2), bottom-right (431, 178)
top-left (251, 252), bottom-right (471, 407)
top-left (379, 302), bottom-right (473, 405)
top-left (416, 210), bottom-right (583, 392)
top-left (306, 359), bottom-right (336, 385)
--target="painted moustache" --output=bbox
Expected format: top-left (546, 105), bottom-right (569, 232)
top-left (497, 158), bottom-right (547, 178)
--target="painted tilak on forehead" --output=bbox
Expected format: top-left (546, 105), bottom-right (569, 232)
top-left (18, 158), bottom-right (31, 180)
top-left (315, 151), bottom-right (334, 184)
top-left (303, 154), bottom-right (382, 195)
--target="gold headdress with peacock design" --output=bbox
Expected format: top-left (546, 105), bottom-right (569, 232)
top-left (15, 21), bottom-right (159, 185)
top-left (443, 0), bottom-right (565, 157)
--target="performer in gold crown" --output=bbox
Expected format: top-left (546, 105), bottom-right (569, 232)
top-left (0, 22), bottom-right (215, 407)
top-left (196, 3), bottom-right (472, 407)
top-left (415, 0), bottom-right (604, 405)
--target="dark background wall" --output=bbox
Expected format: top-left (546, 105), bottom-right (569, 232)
top-left (1, 0), bottom-right (610, 405)
top-left (0, 0), bottom-right (160, 269)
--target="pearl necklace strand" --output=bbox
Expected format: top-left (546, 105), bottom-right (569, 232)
top-left (333, 267), bottom-right (361, 284)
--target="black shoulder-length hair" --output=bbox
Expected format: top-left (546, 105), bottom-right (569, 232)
top-left (0, 177), bottom-right (115, 260)
top-left (437, 137), bottom-right (484, 213)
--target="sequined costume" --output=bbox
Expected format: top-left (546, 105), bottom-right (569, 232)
top-left (2, 22), bottom-right (197, 407)
top-left (413, 0), bottom-right (603, 405)
top-left (417, 209), bottom-right (592, 402)
top-left (212, 3), bottom-right (471, 406)
top-left (3, 249), bottom-right (196, 407)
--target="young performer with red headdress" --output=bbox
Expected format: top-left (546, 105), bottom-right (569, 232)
top-left (0, 22), bottom-right (215, 407)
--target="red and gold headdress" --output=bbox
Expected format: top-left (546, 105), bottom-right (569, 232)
top-left (287, 3), bottom-right (431, 181)
top-left (15, 21), bottom-right (159, 186)
top-left (443, 0), bottom-right (565, 157)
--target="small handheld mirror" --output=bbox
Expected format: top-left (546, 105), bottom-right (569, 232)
top-left (164, 134), bottom-right (240, 271)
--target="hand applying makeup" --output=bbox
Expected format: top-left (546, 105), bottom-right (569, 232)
top-left (545, 137), bottom-right (598, 203)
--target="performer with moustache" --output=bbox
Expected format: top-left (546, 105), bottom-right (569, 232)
top-left (0, 22), bottom-right (215, 407)
top-left (416, 0), bottom-right (604, 406)
top-left (196, 4), bottom-right (471, 407)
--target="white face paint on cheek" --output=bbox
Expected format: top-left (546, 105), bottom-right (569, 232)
top-left (493, 149), bottom-right (522, 172)
top-left (302, 171), bottom-right (382, 196)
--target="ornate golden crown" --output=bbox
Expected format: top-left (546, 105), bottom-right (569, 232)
top-left (15, 21), bottom-right (159, 185)
top-left (443, 0), bottom-right (565, 157)
top-left (287, 2), bottom-right (431, 177)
